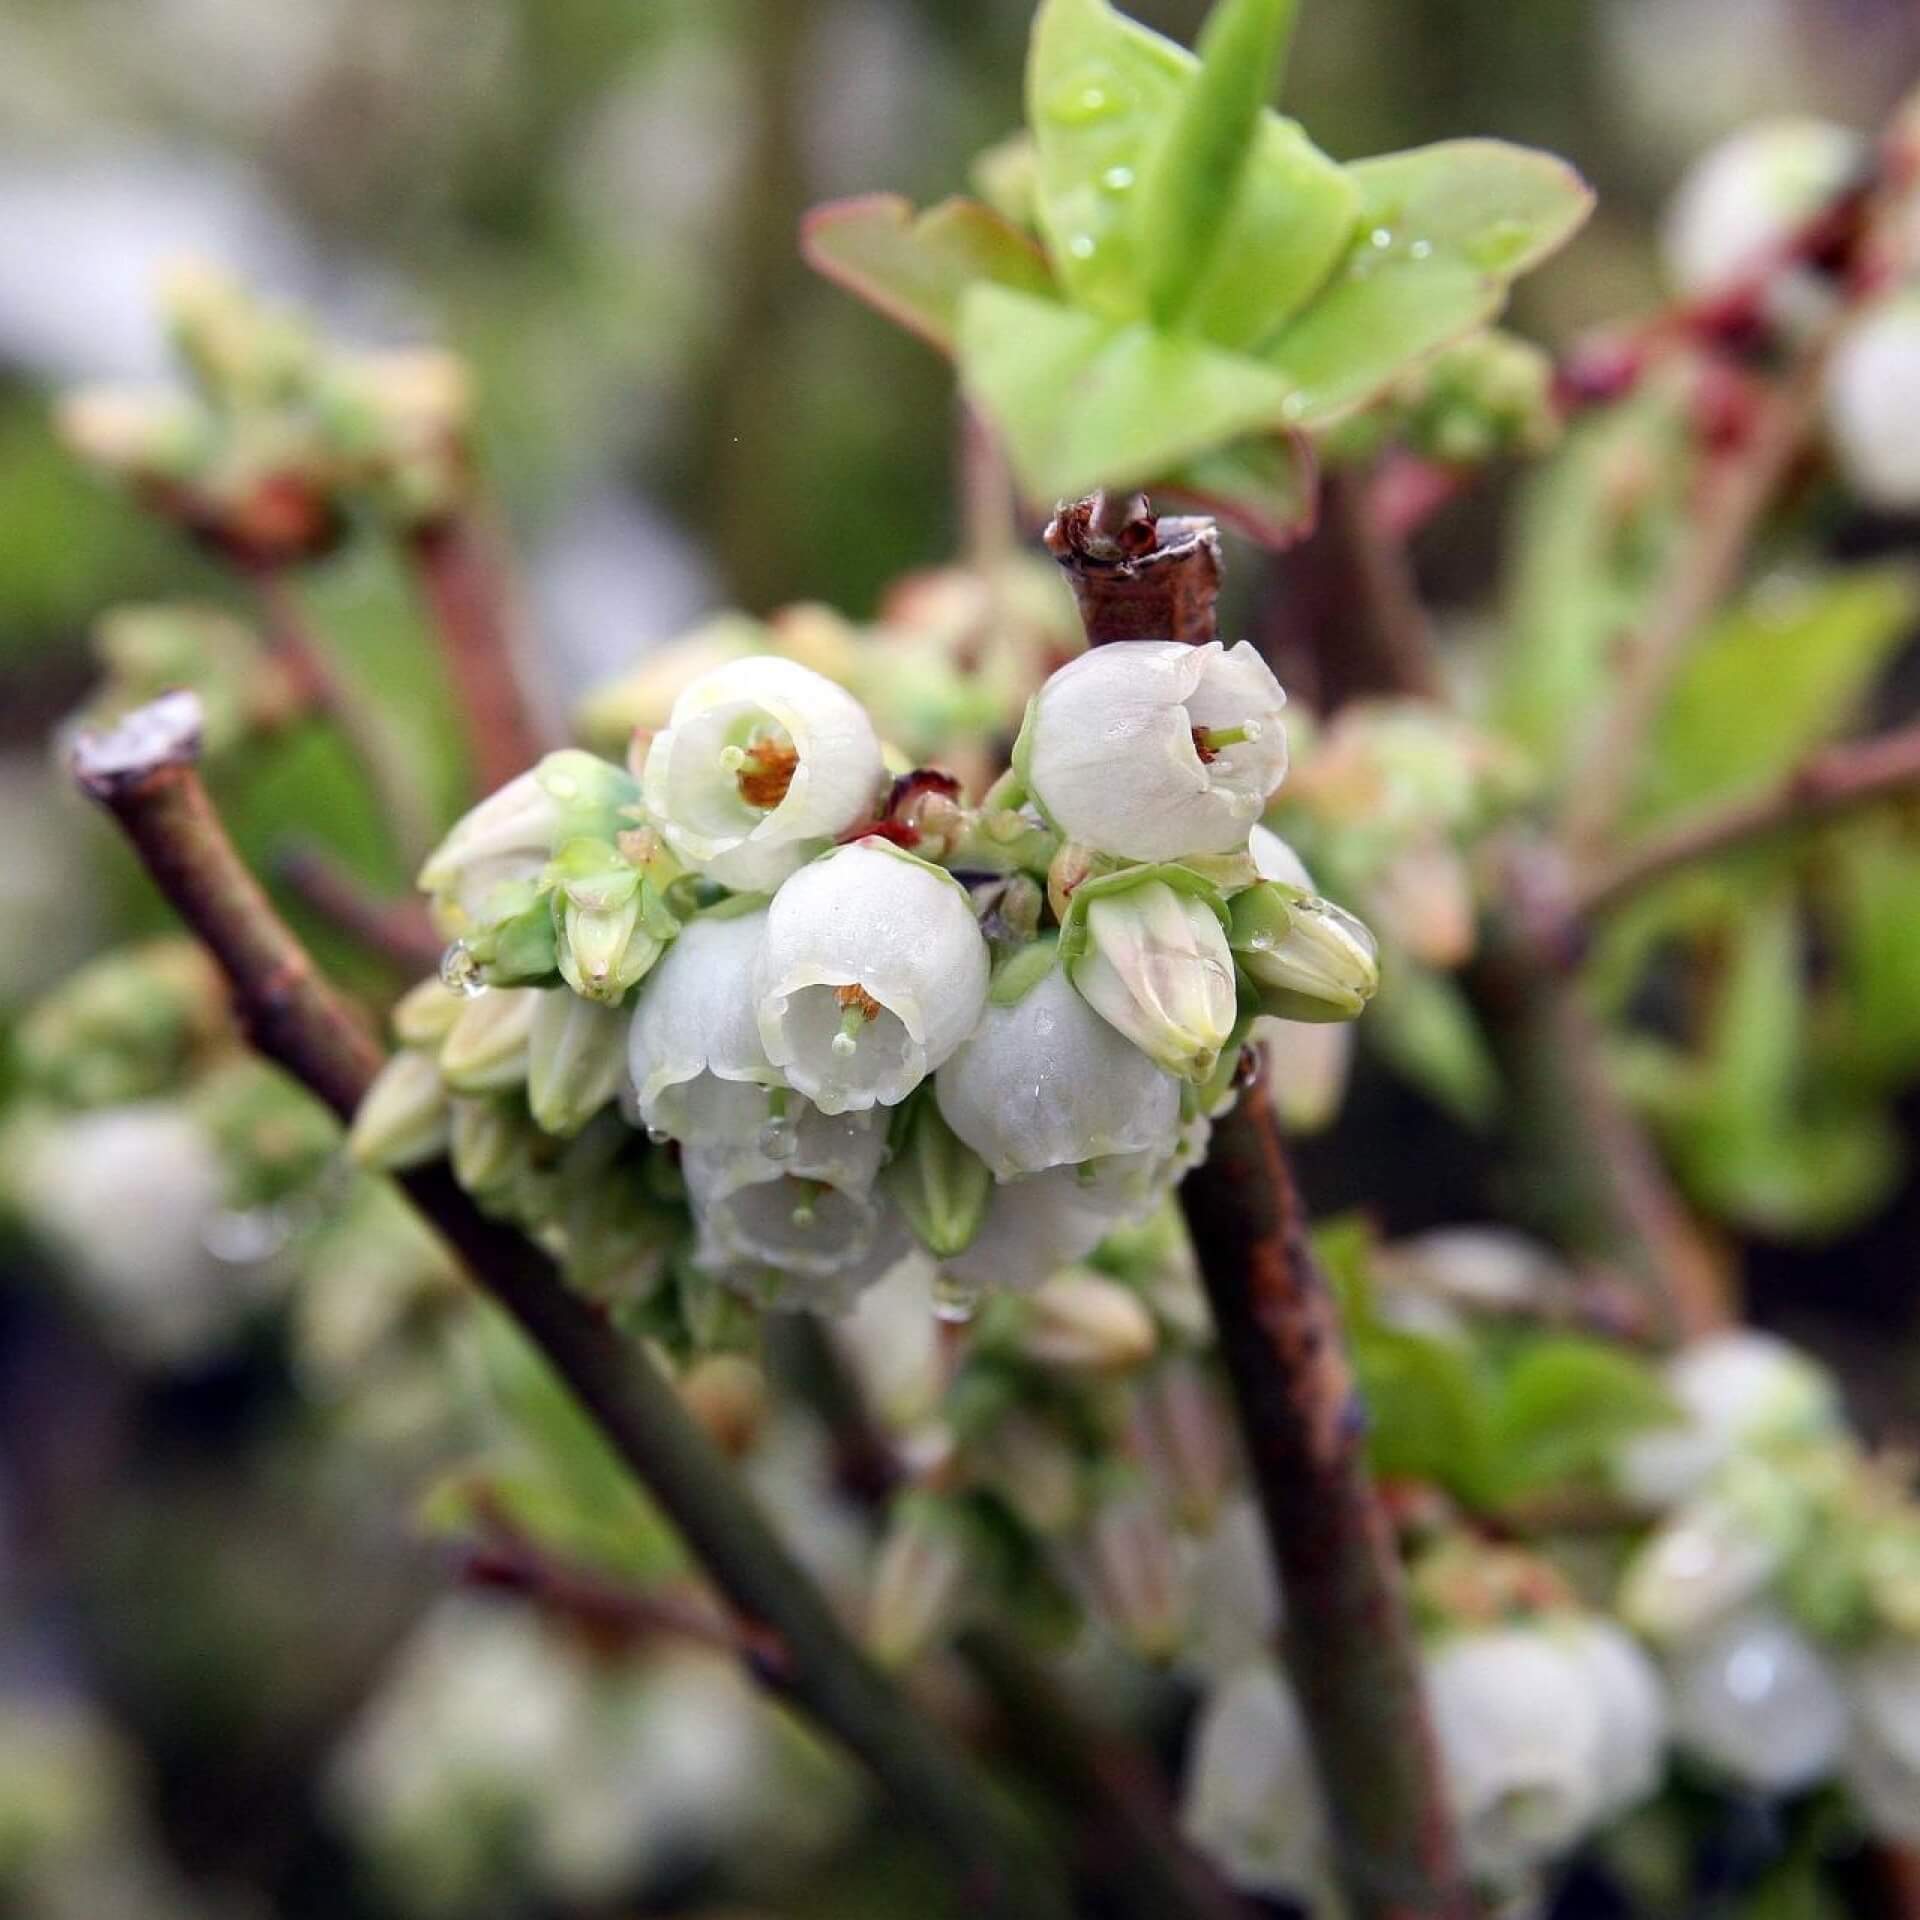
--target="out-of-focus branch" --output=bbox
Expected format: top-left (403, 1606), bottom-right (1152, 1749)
top-left (1052, 502), bottom-right (1474, 1920)
top-left (405, 509), bottom-right (550, 797)
top-left (69, 693), bottom-right (1072, 1920)
top-left (275, 841), bottom-right (445, 975)
top-left (1571, 720), bottom-right (1920, 923)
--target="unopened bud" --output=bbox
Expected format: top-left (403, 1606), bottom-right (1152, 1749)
top-left (884, 1089), bottom-right (992, 1258)
top-left (449, 1096), bottom-right (534, 1196)
top-left (1230, 884), bottom-right (1378, 1023)
top-left (868, 1496), bottom-right (972, 1668)
top-left (972, 1410), bottom-right (1085, 1534)
top-left (548, 839), bottom-right (670, 1005)
top-left (1018, 1270), bottom-right (1157, 1374)
top-left (438, 987), bottom-right (538, 1093)
top-left (1133, 1356), bottom-right (1235, 1531)
top-left (1084, 1478), bottom-right (1186, 1661)
top-left (348, 1049), bottom-right (452, 1171)
top-left (678, 1354), bottom-right (770, 1458)
top-left (526, 989), bottom-right (625, 1137)
top-left (391, 974), bottom-right (465, 1049)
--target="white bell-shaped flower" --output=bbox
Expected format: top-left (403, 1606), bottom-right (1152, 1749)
top-left (1615, 1329), bottom-right (1839, 1508)
top-left (1825, 294), bottom-right (1920, 511)
top-left (1179, 1664), bottom-right (1330, 1906)
top-left (937, 1161), bottom-right (1130, 1295)
top-left (1661, 118), bottom-right (1864, 303)
top-left (684, 1101), bottom-right (889, 1279)
top-left (934, 959), bottom-right (1182, 1178)
top-left (1668, 1606), bottom-right (1847, 1795)
top-left (1553, 1618), bottom-right (1669, 1822)
top-left (642, 655), bottom-right (883, 890)
top-left (1844, 1640), bottom-right (1920, 1843)
top-left (628, 906), bottom-right (783, 1145)
top-left (1067, 878), bottom-right (1238, 1082)
top-left (755, 839), bottom-right (989, 1115)
top-left (1618, 1471), bottom-right (1793, 1645)
top-left (1424, 1627), bottom-right (1607, 1887)
top-left (699, 1203), bottom-right (913, 1316)
top-left (1025, 641), bottom-right (1288, 861)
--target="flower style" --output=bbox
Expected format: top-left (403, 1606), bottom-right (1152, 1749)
top-left (628, 905), bottom-right (785, 1146)
top-left (755, 840), bottom-right (989, 1115)
top-left (1023, 640), bottom-right (1287, 861)
top-left (642, 655), bottom-right (884, 891)
top-left (934, 957), bottom-right (1182, 1178)
top-left (1063, 872), bottom-right (1238, 1082)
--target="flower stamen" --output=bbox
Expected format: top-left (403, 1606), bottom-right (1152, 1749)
top-left (1191, 721), bottom-right (1261, 764)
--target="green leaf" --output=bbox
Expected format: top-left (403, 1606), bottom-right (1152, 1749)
top-left (1132, 0), bottom-right (1297, 326)
top-left (1261, 141), bottom-right (1594, 427)
top-left (1632, 565), bottom-right (1920, 827)
top-left (1483, 1337), bottom-right (1677, 1504)
top-left (1161, 430), bottom-right (1316, 547)
top-left (800, 193), bottom-right (1056, 356)
top-left (1353, 1324), bottom-right (1493, 1495)
top-left (1364, 961), bottom-right (1501, 1127)
top-left (957, 282), bottom-right (1299, 497)
top-left (1026, 0), bottom-right (1355, 348)
top-left (1830, 824), bottom-right (1920, 1080)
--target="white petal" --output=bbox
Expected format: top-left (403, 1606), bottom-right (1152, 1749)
top-left (1845, 1642), bottom-right (1920, 1842)
top-left (1248, 823), bottom-right (1314, 890)
top-left (1072, 883), bottom-right (1237, 1080)
top-left (1826, 294), bottom-right (1920, 510)
top-left (755, 840), bottom-right (989, 1113)
top-left (935, 962), bottom-right (1182, 1178)
top-left (1027, 640), bottom-right (1287, 861)
top-left (937, 1164), bottom-right (1120, 1294)
top-left (1553, 1618), bottom-right (1668, 1821)
top-left (1668, 1607), bottom-right (1846, 1794)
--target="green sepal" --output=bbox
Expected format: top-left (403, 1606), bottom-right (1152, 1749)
top-left (1055, 860), bottom-right (1231, 974)
top-left (989, 932), bottom-right (1062, 1007)
top-left (883, 1087), bottom-right (994, 1259)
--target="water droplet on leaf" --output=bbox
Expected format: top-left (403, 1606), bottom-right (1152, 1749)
top-left (932, 1270), bottom-right (983, 1323)
top-left (439, 941), bottom-right (486, 997)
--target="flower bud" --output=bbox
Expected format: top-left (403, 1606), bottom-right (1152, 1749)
top-left (1024, 640), bottom-right (1288, 861)
top-left (1229, 885), bottom-right (1378, 1023)
top-left (1618, 1463), bottom-right (1802, 1645)
top-left (391, 975), bottom-right (465, 1050)
top-left (419, 752), bottom-right (637, 929)
top-left (935, 957), bottom-right (1182, 1178)
top-left (525, 990), bottom-right (626, 1137)
top-left (349, 1049), bottom-right (453, 1171)
top-left (1016, 1270), bottom-right (1157, 1374)
top-left (970, 1410), bottom-right (1085, 1534)
top-left (438, 987), bottom-right (539, 1094)
top-left (1669, 1606), bottom-right (1846, 1794)
top-left (1661, 118), bottom-right (1864, 305)
top-left (449, 1097), bottom-right (533, 1197)
top-left (1064, 873), bottom-right (1237, 1082)
top-left (642, 654), bottom-right (884, 889)
top-left (755, 840), bottom-right (989, 1115)
top-left (884, 1090), bottom-right (992, 1259)
top-left (1082, 1477), bottom-right (1187, 1662)
top-left (1825, 292), bottom-right (1920, 511)
top-left (547, 838), bottom-right (674, 1005)
top-left (1424, 1627), bottom-right (1607, 1887)
top-left (867, 1496), bottom-right (971, 1667)
top-left (677, 1353), bottom-right (770, 1458)
top-left (1133, 1356), bottom-right (1236, 1533)
top-left (1180, 1666), bottom-right (1329, 1906)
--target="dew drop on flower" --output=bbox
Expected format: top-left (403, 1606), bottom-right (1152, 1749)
top-left (932, 1270), bottom-right (983, 1324)
top-left (758, 1116), bottom-right (797, 1160)
top-left (1102, 165), bottom-right (1134, 191)
top-left (645, 1124), bottom-right (672, 1146)
top-left (203, 1205), bottom-right (291, 1265)
top-left (439, 940), bottom-right (486, 997)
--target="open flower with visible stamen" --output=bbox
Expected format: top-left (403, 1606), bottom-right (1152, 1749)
top-left (1023, 640), bottom-right (1287, 861)
top-left (628, 905), bottom-right (785, 1147)
top-left (755, 839), bottom-right (989, 1115)
top-left (642, 656), bottom-right (884, 891)
top-left (934, 956), bottom-right (1181, 1179)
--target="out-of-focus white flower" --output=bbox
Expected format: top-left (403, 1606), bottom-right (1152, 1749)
top-left (1373, 1227), bottom-right (1577, 1317)
top-left (755, 840), bottom-right (989, 1115)
top-left (1825, 294), bottom-right (1920, 511)
top-left (1179, 1664), bottom-right (1330, 1905)
top-left (1082, 1479), bottom-right (1188, 1660)
top-left (1844, 1638), bottom-right (1920, 1843)
top-left (526, 990), bottom-right (626, 1137)
top-left (934, 960), bottom-right (1181, 1178)
top-left (868, 1497), bottom-right (972, 1667)
top-left (642, 655), bottom-right (883, 890)
top-left (1025, 641), bottom-right (1288, 860)
top-left (1619, 1468), bottom-right (1796, 1644)
top-left (13, 1103), bottom-right (231, 1360)
top-left (938, 1159), bottom-right (1145, 1295)
top-left (1256, 1015), bottom-right (1354, 1132)
top-left (835, 1257), bottom-right (944, 1429)
top-left (1661, 119), bottom-right (1864, 302)
top-left (1668, 1606), bottom-right (1847, 1794)
top-left (1424, 1628), bottom-right (1607, 1887)
top-left (418, 752), bottom-right (631, 927)
top-left (1017, 1269), bottom-right (1157, 1373)
top-left (1067, 877), bottom-right (1237, 1082)
top-left (1179, 1499), bottom-right (1283, 1681)
top-left (1615, 1329), bottom-right (1838, 1508)
top-left (438, 987), bottom-right (539, 1094)
top-left (1554, 1618), bottom-right (1669, 1822)
top-left (1367, 837), bottom-right (1476, 970)
top-left (628, 905), bottom-right (782, 1143)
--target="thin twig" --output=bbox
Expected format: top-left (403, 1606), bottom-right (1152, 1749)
top-left (1315, 471), bottom-right (1444, 703)
top-left (1051, 505), bottom-right (1474, 1920)
top-left (1571, 720), bottom-right (1920, 923)
top-left (69, 692), bottom-right (1071, 1920)
top-left (405, 509), bottom-right (550, 796)
top-left (275, 841), bottom-right (446, 974)
top-left (1558, 350), bottom-right (1832, 855)
top-left (249, 568), bottom-right (439, 865)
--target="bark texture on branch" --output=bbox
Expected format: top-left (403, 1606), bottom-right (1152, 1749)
top-left (1051, 500), bottom-right (1474, 1920)
top-left (71, 693), bottom-right (1071, 1920)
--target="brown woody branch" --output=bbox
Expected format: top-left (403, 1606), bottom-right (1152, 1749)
top-left (70, 692), bottom-right (1070, 1920)
top-left (276, 841), bottom-right (445, 974)
top-left (1052, 502), bottom-right (1474, 1920)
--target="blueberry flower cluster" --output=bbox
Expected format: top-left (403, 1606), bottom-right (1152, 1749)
top-left (353, 643), bottom-right (1377, 1318)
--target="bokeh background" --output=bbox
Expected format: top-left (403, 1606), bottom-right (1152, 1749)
top-left (2, 1), bottom-right (1919, 1916)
